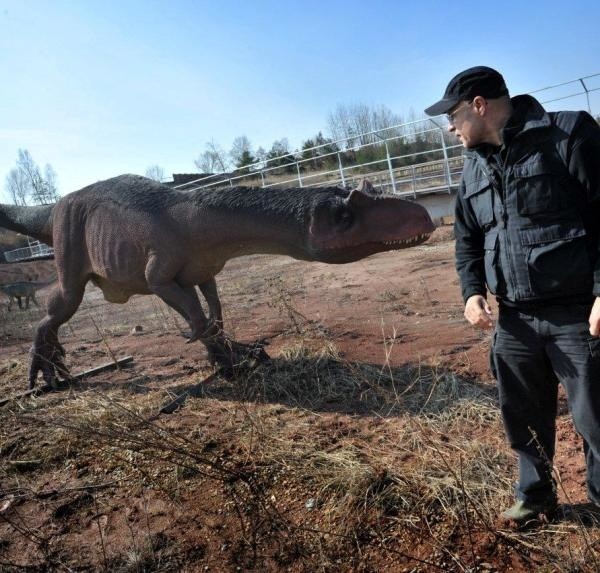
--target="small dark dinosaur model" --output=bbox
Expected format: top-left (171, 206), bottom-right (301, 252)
top-left (0, 175), bottom-right (434, 388)
top-left (0, 279), bottom-right (55, 310)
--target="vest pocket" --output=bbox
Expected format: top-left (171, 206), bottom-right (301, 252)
top-left (513, 153), bottom-right (564, 215)
top-left (484, 232), bottom-right (499, 294)
top-left (465, 178), bottom-right (494, 227)
top-left (519, 224), bottom-right (592, 295)
top-left (588, 337), bottom-right (600, 359)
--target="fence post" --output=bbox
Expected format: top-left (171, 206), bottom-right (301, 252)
top-left (384, 140), bottom-right (397, 194)
top-left (337, 152), bottom-right (346, 187)
top-left (260, 170), bottom-right (265, 187)
top-left (296, 163), bottom-right (303, 187)
top-left (579, 77), bottom-right (592, 114)
top-left (411, 165), bottom-right (417, 199)
top-left (439, 128), bottom-right (452, 193)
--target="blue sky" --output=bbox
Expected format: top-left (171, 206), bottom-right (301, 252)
top-left (1, 0), bottom-right (599, 202)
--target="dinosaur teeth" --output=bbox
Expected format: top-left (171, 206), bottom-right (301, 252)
top-left (380, 233), bottom-right (431, 248)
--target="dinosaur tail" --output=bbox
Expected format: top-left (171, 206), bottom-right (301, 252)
top-left (0, 204), bottom-right (54, 245)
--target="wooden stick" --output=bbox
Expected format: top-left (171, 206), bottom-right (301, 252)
top-left (70, 356), bottom-right (133, 381)
top-left (0, 356), bottom-right (134, 408)
top-left (158, 371), bottom-right (219, 415)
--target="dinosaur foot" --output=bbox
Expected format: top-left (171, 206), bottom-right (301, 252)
top-left (207, 338), bottom-right (270, 376)
top-left (28, 341), bottom-right (71, 390)
top-left (185, 322), bottom-right (221, 344)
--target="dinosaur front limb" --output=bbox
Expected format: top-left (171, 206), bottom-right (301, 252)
top-left (149, 281), bottom-right (268, 370)
top-left (146, 263), bottom-right (268, 371)
top-left (198, 278), bottom-right (223, 331)
top-left (148, 280), bottom-right (217, 342)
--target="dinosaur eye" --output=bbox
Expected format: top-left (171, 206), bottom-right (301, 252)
top-left (333, 206), bottom-right (354, 228)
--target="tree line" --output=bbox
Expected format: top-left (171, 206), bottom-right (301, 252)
top-left (191, 108), bottom-right (600, 179)
top-left (190, 103), bottom-right (457, 180)
top-left (8, 105), bottom-right (595, 204)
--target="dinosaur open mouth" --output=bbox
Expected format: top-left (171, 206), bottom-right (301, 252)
top-left (314, 232), bottom-right (433, 262)
top-left (381, 232), bottom-right (431, 247)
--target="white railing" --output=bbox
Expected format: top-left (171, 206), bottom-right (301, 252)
top-left (4, 241), bottom-right (54, 262)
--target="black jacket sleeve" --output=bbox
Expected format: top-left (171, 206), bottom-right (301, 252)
top-left (567, 113), bottom-right (600, 296)
top-left (454, 175), bottom-right (487, 303)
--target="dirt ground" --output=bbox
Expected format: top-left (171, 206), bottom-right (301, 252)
top-left (0, 227), bottom-right (598, 572)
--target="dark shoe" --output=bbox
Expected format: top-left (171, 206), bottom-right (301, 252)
top-left (501, 499), bottom-right (557, 524)
top-left (562, 502), bottom-right (600, 525)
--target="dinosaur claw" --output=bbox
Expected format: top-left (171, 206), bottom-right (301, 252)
top-left (206, 337), bottom-right (270, 375)
top-left (28, 339), bottom-right (70, 390)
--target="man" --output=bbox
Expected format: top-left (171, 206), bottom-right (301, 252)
top-left (425, 66), bottom-right (600, 523)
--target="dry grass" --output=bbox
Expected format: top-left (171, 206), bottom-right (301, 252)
top-left (1, 271), bottom-right (600, 571)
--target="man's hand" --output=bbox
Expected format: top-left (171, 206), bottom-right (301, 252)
top-left (589, 297), bottom-right (600, 336)
top-left (464, 294), bottom-right (494, 329)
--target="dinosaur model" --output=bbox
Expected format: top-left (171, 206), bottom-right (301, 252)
top-left (0, 279), bottom-right (55, 310)
top-left (0, 174), bottom-right (434, 388)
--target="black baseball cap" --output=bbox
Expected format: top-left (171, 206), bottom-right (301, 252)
top-left (424, 66), bottom-right (509, 116)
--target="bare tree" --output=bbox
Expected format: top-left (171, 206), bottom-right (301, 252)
top-left (17, 149), bottom-right (44, 203)
top-left (5, 168), bottom-right (29, 205)
top-left (43, 164), bottom-right (59, 201)
top-left (327, 103), bottom-right (404, 148)
top-left (145, 164), bottom-right (165, 181)
top-left (4, 149), bottom-right (59, 205)
top-left (194, 140), bottom-right (229, 173)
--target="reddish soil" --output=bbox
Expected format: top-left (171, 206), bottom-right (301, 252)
top-left (0, 227), bottom-right (596, 572)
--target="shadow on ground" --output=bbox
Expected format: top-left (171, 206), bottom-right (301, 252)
top-left (148, 348), bottom-right (499, 418)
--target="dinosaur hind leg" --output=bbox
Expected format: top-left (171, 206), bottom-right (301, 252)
top-left (29, 282), bottom-right (85, 389)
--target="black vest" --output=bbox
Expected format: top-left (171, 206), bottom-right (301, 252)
top-left (461, 97), bottom-right (595, 303)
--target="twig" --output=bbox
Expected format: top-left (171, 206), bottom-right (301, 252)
top-left (93, 494), bottom-right (109, 571)
top-left (89, 315), bottom-right (119, 367)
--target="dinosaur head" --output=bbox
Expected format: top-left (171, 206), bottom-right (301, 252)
top-left (306, 185), bottom-right (435, 263)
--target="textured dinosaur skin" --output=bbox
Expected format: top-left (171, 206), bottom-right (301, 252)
top-left (0, 280), bottom-right (55, 310)
top-left (0, 174), bottom-right (434, 388)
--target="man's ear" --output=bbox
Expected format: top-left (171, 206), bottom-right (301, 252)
top-left (472, 95), bottom-right (488, 116)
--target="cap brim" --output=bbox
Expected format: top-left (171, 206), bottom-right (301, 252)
top-left (424, 97), bottom-right (460, 116)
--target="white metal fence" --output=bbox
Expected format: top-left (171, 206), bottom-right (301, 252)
top-left (3, 240), bottom-right (54, 263)
top-left (173, 73), bottom-right (600, 196)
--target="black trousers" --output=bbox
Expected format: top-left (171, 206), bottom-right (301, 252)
top-left (491, 303), bottom-right (600, 504)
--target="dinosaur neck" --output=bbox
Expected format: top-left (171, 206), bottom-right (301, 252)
top-left (186, 187), bottom-right (314, 260)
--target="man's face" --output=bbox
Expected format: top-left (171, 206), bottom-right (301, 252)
top-left (446, 100), bottom-right (485, 148)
